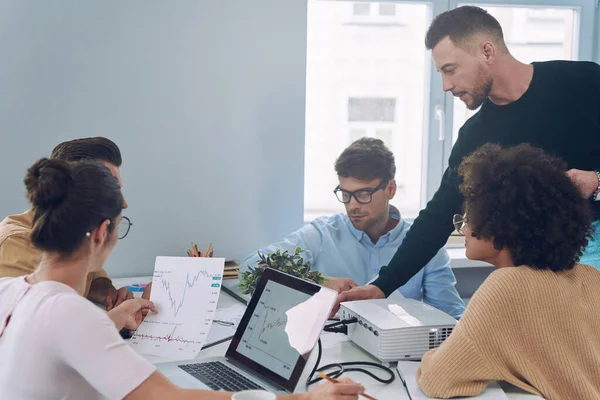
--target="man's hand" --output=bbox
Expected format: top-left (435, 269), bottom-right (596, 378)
top-left (566, 169), bottom-right (599, 198)
top-left (300, 378), bottom-right (364, 400)
top-left (322, 277), bottom-right (358, 293)
top-left (141, 282), bottom-right (152, 300)
top-left (108, 298), bottom-right (158, 331)
top-left (137, 283), bottom-right (154, 317)
top-left (104, 287), bottom-right (134, 311)
top-left (329, 284), bottom-right (385, 317)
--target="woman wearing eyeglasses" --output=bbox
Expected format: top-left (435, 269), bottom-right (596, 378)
top-left (415, 144), bottom-right (600, 399)
top-left (0, 158), bottom-right (364, 400)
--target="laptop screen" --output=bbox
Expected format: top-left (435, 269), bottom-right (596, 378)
top-left (235, 280), bottom-right (311, 379)
top-left (226, 268), bottom-right (337, 392)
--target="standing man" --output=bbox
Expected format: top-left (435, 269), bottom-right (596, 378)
top-left (338, 6), bottom-right (600, 304)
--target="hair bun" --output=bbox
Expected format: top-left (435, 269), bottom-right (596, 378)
top-left (24, 158), bottom-right (73, 209)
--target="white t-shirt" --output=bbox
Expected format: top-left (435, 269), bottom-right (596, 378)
top-left (0, 277), bottom-right (156, 399)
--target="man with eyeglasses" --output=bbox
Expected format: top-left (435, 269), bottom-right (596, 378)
top-left (241, 138), bottom-right (465, 320)
top-left (0, 137), bottom-right (135, 310)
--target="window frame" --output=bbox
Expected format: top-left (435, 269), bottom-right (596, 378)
top-left (306, 0), bottom-right (598, 222)
top-left (441, 0), bottom-right (598, 173)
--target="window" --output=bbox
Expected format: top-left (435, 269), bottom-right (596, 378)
top-left (305, 1), bottom-right (428, 221)
top-left (349, 129), bottom-right (367, 142)
top-left (379, 3), bottom-right (396, 16)
top-left (353, 3), bottom-right (371, 15)
top-left (348, 98), bottom-right (396, 122)
top-left (306, 0), bottom-right (596, 222)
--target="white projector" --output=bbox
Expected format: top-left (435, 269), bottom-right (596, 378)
top-left (339, 298), bottom-right (457, 363)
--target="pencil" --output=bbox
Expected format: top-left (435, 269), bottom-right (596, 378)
top-left (193, 243), bottom-right (200, 257)
top-left (317, 372), bottom-right (376, 400)
top-left (204, 243), bottom-right (212, 258)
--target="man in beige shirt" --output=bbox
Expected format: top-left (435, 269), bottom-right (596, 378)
top-left (0, 137), bottom-right (133, 310)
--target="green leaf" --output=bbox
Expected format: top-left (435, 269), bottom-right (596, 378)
top-left (239, 246), bottom-right (324, 295)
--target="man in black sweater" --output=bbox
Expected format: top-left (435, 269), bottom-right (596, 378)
top-left (336, 6), bottom-right (600, 306)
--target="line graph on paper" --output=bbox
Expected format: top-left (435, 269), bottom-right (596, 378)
top-left (161, 270), bottom-right (215, 318)
top-left (236, 280), bottom-right (311, 378)
top-left (130, 256), bottom-right (225, 360)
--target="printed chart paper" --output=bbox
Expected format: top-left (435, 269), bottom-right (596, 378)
top-left (130, 256), bottom-right (225, 360)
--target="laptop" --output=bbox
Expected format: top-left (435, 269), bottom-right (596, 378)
top-left (156, 268), bottom-right (338, 393)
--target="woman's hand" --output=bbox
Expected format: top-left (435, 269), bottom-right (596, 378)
top-left (108, 298), bottom-right (157, 331)
top-left (300, 378), bottom-right (365, 400)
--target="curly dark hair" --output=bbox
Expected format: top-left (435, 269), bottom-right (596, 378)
top-left (458, 143), bottom-right (594, 271)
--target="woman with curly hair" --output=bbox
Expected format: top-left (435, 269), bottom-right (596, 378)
top-left (416, 144), bottom-right (600, 399)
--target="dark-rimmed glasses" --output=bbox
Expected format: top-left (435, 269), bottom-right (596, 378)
top-left (334, 180), bottom-right (388, 204)
top-left (453, 214), bottom-right (466, 235)
top-left (118, 216), bottom-right (132, 240)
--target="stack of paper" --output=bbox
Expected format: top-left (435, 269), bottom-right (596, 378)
top-left (396, 361), bottom-right (509, 400)
top-left (204, 302), bottom-right (247, 348)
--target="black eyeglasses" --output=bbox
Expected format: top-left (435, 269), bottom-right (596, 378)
top-left (453, 214), bottom-right (466, 235)
top-left (334, 180), bottom-right (388, 204)
top-left (118, 216), bottom-right (132, 240)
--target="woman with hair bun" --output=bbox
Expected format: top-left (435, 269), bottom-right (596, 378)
top-left (0, 159), bottom-right (363, 400)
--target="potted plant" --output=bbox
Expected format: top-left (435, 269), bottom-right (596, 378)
top-left (239, 247), bottom-right (325, 295)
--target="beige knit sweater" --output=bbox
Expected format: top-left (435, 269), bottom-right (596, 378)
top-left (416, 264), bottom-right (600, 399)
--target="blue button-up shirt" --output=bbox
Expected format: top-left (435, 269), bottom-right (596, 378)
top-left (241, 211), bottom-right (465, 320)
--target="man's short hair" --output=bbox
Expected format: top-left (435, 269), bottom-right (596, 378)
top-left (50, 137), bottom-right (122, 167)
top-left (335, 137), bottom-right (395, 182)
top-left (425, 6), bottom-right (507, 52)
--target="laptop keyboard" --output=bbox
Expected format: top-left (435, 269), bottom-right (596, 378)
top-left (178, 361), bottom-right (266, 392)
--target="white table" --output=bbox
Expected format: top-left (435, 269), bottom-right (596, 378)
top-left (114, 277), bottom-right (542, 399)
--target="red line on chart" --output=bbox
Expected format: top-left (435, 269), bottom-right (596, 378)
top-left (160, 270), bottom-right (217, 317)
top-left (133, 325), bottom-right (204, 344)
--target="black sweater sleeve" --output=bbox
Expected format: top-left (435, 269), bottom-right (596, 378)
top-left (372, 132), bottom-right (470, 296)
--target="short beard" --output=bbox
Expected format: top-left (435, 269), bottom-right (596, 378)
top-left (468, 65), bottom-right (493, 110)
top-left (350, 212), bottom-right (385, 234)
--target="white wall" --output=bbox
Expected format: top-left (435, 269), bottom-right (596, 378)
top-left (0, 0), bottom-right (307, 277)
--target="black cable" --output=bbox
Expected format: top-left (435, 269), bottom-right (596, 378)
top-left (306, 330), bottom-right (396, 387)
top-left (307, 360), bottom-right (395, 386)
top-left (324, 317), bottom-right (357, 330)
top-left (305, 338), bottom-right (323, 387)
top-left (323, 326), bottom-right (348, 334)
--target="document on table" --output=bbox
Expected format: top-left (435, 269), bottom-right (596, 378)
top-left (397, 361), bottom-right (509, 400)
top-left (130, 256), bottom-right (225, 360)
top-left (204, 302), bottom-right (247, 348)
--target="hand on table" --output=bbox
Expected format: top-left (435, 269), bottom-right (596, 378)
top-left (330, 284), bottom-right (385, 318)
top-left (301, 378), bottom-right (364, 400)
top-left (323, 277), bottom-right (359, 294)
